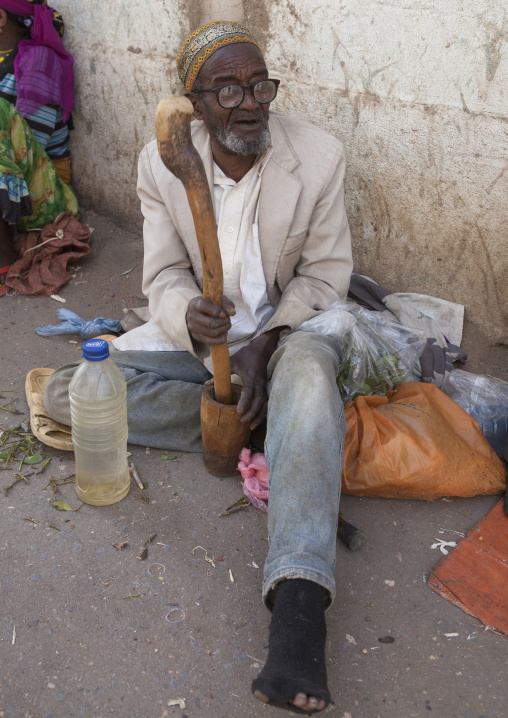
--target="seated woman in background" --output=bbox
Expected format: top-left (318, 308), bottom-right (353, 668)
top-left (0, 0), bottom-right (78, 295)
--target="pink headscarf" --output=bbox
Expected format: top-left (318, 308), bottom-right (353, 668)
top-left (1, 0), bottom-right (74, 121)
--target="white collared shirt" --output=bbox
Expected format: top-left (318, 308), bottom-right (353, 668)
top-left (210, 149), bottom-right (274, 363)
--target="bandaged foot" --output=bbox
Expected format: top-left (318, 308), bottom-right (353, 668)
top-left (252, 578), bottom-right (330, 713)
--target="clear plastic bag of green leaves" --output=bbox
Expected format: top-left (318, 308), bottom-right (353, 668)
top-left (297, 303), bottom-right (427, 403)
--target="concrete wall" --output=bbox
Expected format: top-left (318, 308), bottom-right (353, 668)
top-left (57, 0), bottom-right (508, 342)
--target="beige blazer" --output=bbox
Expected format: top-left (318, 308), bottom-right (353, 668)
top-left (137, 110), bottom-right (353, 358)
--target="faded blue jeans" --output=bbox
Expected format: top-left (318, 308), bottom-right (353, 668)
top-left (44, 331), bottom-right (345, 607)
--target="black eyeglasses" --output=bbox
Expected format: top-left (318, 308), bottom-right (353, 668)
top-left (193, 79), bottom-right (280, 109)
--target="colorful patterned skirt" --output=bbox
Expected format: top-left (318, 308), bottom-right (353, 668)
top-left (0, 98), bottom-right (78, 232)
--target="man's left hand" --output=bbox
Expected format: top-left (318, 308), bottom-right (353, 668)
top-left (229, 327), bottom-right (284, 430)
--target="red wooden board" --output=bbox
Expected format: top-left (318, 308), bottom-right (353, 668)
top-left (428, 499), bottom-right (508, 636)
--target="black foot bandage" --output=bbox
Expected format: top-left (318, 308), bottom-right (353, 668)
top-left (252, 578), bottom-right (330, 713)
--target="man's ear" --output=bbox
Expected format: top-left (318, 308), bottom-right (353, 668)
top-left (0, 10), bottom-right (9, 29)
top-left (185, 92), bottom-right (204, 121)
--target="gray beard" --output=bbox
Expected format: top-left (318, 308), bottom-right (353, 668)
top-left (214, 125), bottom-right (272, 157)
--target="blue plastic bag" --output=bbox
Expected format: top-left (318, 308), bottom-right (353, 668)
top-left (444, 370), bottom-right (508, 457)
top-left (35, 308), bottom-right (122, 340)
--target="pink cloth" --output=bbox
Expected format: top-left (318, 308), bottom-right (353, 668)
top-left (2, 0), bottom-right (75, 120)
top-left (237, 448), bottom-right (269, 512)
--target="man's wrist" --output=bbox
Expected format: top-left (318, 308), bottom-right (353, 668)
top-left (252, 326), bottom-right (287, 359)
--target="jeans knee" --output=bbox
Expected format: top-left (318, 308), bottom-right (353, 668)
top-left (273, 331), bottom-right (339, 380)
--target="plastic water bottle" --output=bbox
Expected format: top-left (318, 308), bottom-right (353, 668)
top-left (69, 339), bottom-right (130, 506)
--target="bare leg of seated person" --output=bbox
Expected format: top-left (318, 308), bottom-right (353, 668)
top-left (252, 331), bottom-right (345, 713)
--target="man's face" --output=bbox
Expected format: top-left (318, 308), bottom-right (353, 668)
top-left (188, 43), bottom-right (272, 157)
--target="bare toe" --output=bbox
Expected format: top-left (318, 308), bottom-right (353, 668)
top-left (253, 689), bottom-right (270, 704)
top-left (290, 693), bottom-right (326, 711)
top-left (291, 693), bottom-right (309, 708)
top-left (309, 696), bottom-right (326, 711)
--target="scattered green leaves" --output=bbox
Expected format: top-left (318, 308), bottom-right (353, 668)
top-left (218, 495), bottom-right (251, 517)
top-left (0, 401), bottom-right (23, 415)
top-left (161, 454), bottom-right (178, 461)
top-left (4, 473), bottom-right (29, 496)
top-left (50, 500), bottom-right (74, 511)
top-left (120, 267), bottom-right (133, 276)
top-left (35, 457), bottom-right (52, 474)
top-left (122, 593), bottom-right (140, 599)
top-left (22, 452), bottom-right (42, 465)
top-left (43, 475), bottom-right (75, 498)
top-left (0, 423), bottom-right (50, 473)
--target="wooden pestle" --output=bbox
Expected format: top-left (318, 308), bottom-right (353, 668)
top-left (155, 95), bottom-right (232, 405)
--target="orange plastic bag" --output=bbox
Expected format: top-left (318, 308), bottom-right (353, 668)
top-left (342, 382), bottom-right (506, 500)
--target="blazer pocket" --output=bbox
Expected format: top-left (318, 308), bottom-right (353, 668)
top-left (282, 229), bottom-right (308, 255)
top-left (277, 230), bottom-right (308, 290)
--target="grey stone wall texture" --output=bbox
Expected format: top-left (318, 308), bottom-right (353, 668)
top-left (56, 0), bottom-right (507, 342)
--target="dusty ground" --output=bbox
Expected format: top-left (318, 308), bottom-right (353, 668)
top-left (0, 211), bottom-right (507, 718)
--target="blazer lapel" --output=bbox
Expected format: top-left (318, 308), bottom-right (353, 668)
top-left (259, 114), bottom-right (302, 295)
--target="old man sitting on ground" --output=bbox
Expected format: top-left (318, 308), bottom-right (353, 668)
top-left (45, 21), bottom-right (353, 713)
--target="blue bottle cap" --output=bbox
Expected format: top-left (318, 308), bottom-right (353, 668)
top-left (82, 339), bottom-right (109, 361)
